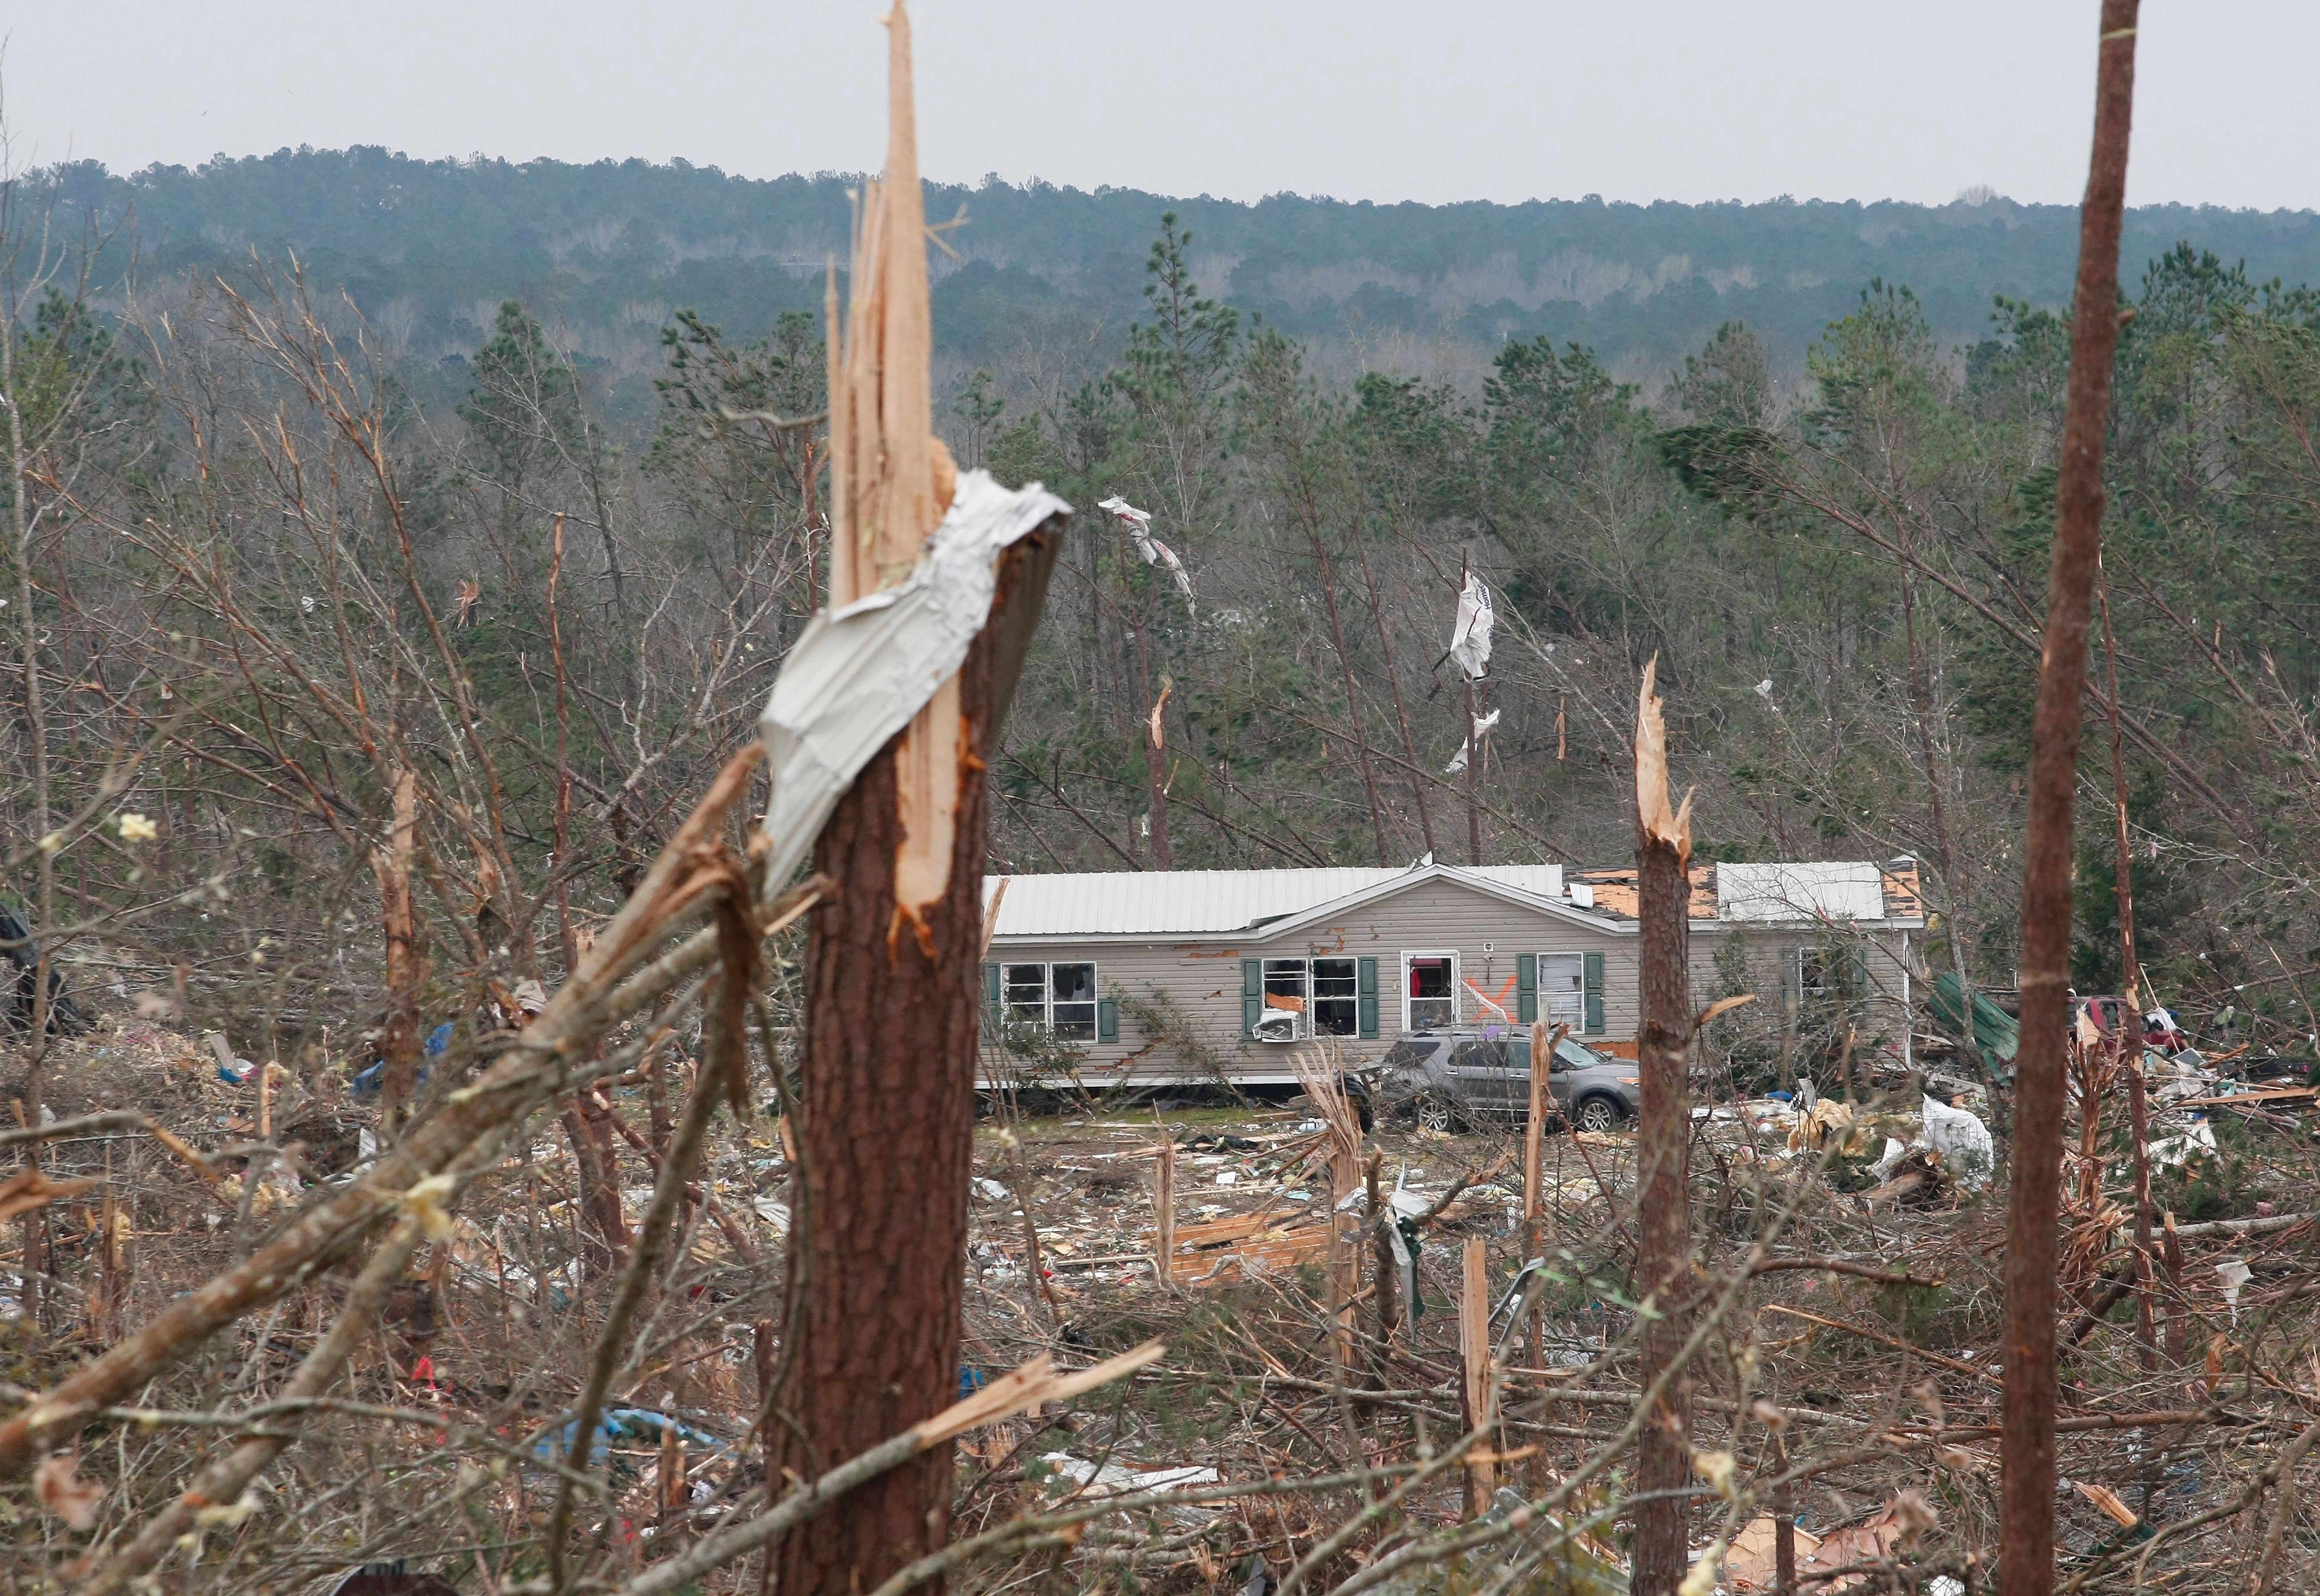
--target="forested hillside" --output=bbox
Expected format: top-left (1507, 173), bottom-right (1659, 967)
top-left (53, 146), bottom-right (2320, 394)
top-left (13, 146), bottom-right (2320, 1057)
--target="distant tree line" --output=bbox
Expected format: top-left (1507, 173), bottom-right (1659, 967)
top-left (9, 163), bottom-right (2320, 1097)
top-left (50, 146), bottom-right (2320, 381)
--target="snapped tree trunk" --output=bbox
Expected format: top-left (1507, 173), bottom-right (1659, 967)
top-left (1459, 1234), bottom-right (1495, 1518)
top-left (768, 618), bottom-right (996, 1594)
top-left (1899, 555), bottom-right (1993, 1095)
top-left (1299, 520), bottom-right (1390, 865)
top-left (1355, 532), bottom-right (1435, 855)
top-left (374, 767), bottom-right (424, 1129)
top-left (1631, 658), bottom-right (1695, 1596)
top-left (1999, 10), bottom-right (2139, 1596)
top-left (1462, 675), bottom-right (1484, 865)
top-left (765, 12), bottom-right (1043, 1589)
top-left (545, 513), bottom-right (630, 1275)
top-left (2099, 579), bottom-right (2158, 1372)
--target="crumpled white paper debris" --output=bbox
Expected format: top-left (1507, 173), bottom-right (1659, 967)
top-left (1444, 708), bottom-right (1501, 774)
top-left (1922, 1094), bottom-right (1994, 1188)
top-left (2147, 1120), bottom-right (2219, 1168)
top-left (1041, 1452), bottom-right (1220, 1493)
top-left (2216, 1257), bottom-right (2253, 1321)
top-left (1097, 495), bottom-right (1195, 617)
top-left (1448, 571), bottom-right (1493, 680)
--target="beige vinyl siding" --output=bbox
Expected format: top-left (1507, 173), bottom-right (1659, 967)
top-left (984, 939), bottom-right (1251, 1085)
top-left (1262, 877), bottom-right (1641, 1043)
top-left (982, 876), bottom-right (1637, 1087)
top-left (1687, 924), bottom-right (1918, 1058)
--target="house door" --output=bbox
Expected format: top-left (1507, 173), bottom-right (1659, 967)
top-left (1404, 953), bottom-right (1458, 1033)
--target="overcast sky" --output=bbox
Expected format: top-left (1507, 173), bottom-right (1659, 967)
top-left (7, 2), bottom-right (2314, 210)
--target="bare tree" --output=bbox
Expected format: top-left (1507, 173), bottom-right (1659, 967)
top-left (2000, 9), bottom-right (2140, 1596)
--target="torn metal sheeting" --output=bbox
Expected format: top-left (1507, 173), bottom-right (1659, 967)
top-left (756, 469), bottom-right (1071, 887)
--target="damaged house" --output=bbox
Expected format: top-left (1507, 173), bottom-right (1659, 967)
top-left (979, 858), bottom-right (1927, 1088)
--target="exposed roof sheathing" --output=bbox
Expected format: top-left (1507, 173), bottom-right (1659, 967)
top-left (1568, 858), bottom-right (1925, 926)
top-left (1717, 862), bottom-right (1887, 923)
top-left (1568, 866), bottom-right (1717, 922)
top-left (1880, 862), bottom-right (1926, 921)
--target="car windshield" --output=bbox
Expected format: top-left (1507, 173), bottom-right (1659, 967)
top-left (1553, 1036), bottom-right (1609, 1070)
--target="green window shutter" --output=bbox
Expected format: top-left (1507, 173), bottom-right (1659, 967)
top-left (1849, 943), bottom-right (1871, 1002)
top-left (1357, 956), bottom-right (1380, 1038)
top-left (1517, 954), bottom-right (1538, 1024)
top-left (982, 962), bottom-right (1001, 1020)
top-left (1581, 951), bottom-right (1605, 1035)
top-left (1242, 958), bottom-right (1263, 1037)
top-left (1097, 998), bottom-right (1119, 1043)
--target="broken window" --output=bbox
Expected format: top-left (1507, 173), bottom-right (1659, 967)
top-left (1312, 957), bottom-right (1357, 1035)
top-left (1783, 943), bottom-right (1870, 1022)
top-left (1049, 963), bottom-right (1098, 1040)
top-left (1538, 952), bottom-right (1585, 1030)
top-left (1405, 953), bottom-right (1457, 1033)
top-left (1002, 962), bottom-right (1100, 1040)
top-left (1262, 957), bottom-right (1358, 1038)
top-left (1795, 947), bottom-right (1833, 1001)
top-left (1263, 959), bottom-right (1310, 1021)
top-left (1002, 964), bottom-right (1047, 1025)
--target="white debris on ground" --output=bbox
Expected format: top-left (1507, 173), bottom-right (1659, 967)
top-left (1922, 1094), bottom-right (1995, 1188)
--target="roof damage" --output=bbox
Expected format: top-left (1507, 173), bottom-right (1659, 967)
top-left (983, 856), bottom-right (1927, 941)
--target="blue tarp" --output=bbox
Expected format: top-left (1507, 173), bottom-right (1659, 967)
top-left (536, 1407), bottom-right (727, 1466)
top-left (351, 1023), bottom-right (454, 1101)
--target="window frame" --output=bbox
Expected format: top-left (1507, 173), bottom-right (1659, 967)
top-left (1259, 956), bottom-right (1361, 1040)
top-left (1002, 962), bottom-right (1051, 1028)
top-left (999, 960), bottom-right (1101, 1039)
top-left (1048, 961), bottom-right (1099, 1041)
top-left (1402, 950), bottom-right (1461, 1034)
top-left (1311, 956), bottom-right (1359, 1038)
top-left (1537, 951), bottom-right (1586, 1031)
top-left (1795, 946), bottom-right (1834, 1001)
top-left (1259, 957), bottom-right (1311, 1042)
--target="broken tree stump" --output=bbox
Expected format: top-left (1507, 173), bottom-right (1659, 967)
top-left (1632, 659), bottom-right (1696, 1596)
top-left (1461, 1235), bottom-right (1496, 1516)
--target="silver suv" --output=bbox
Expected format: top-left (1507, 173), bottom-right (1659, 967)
top-left (1368, 1030), bottom-right (1641, 1135)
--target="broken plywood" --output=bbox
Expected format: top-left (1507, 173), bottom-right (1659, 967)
top-left (1167, 1213), bottom-right (1339, 1285)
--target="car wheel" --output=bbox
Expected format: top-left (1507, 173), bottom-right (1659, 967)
top-left (1573, 1095), bottom-right (1625, 1134)
top-left (1414, 1097), bottom-right (1456, 1135)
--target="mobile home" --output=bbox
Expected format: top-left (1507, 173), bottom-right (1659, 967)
top-left (979, 858), bottom-right (1925, 1088)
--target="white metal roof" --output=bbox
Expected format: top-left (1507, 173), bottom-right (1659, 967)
top-left (984, 863), bottom-right (1565, 939)
top-left (1716, 861), bottom-right (1889, 924)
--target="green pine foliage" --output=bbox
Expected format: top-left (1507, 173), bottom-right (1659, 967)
top-left (28, 157), bottom-right (2320, 1053)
